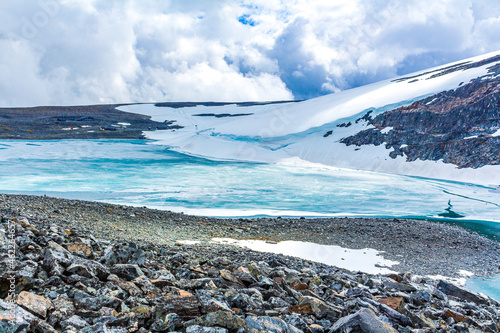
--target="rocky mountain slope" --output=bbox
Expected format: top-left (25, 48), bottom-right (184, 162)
top-left (0, 104), bottom-right (182, 140)
top-left (116, 51), bottom-right (500, 185)
top-left (340, 63), bottom-right (500, 169)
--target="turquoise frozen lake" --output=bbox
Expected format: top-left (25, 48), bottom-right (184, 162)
top-left (1, 140), bottom-right (499, 225)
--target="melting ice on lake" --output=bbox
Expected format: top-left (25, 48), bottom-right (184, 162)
top-left (0, 139), bottom-right (499, 224)
top-left (1, 139), bottom-right (499, 300)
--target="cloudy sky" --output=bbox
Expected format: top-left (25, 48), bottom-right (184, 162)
top-left (1, 0), bottom-right (500, 107)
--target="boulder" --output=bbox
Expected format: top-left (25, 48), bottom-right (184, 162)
top-left (159, 294), bottom-right (202, 320)
top-left (186, 325), bottom-right (229, 333)
top-left (52, 294), bottom-right (76, 317)
top-left (42, 249), bottom-right (71, 276)
top-left (16, 291), bottom-right (53, 318)
top-left (197, 290), bottom-right (232, 314)
top-left (268, 297), bottom-right (290, 309)
top-left (102, 242), bottom-right (146, 266)
top-left (118, 281), bottom-right (143, 296)
top-left (60, 315), bottom-right (89, 330)
top-left (72, 257), bottom-right (110, 280)
top-left (34, 320), bottom-right (58, 333)
top-left (295, 296), bottom-right (342, 319)
top-left (436, 280), bottom-right (491, 305)
top-left (378, 297), bottom-right (404, 312)
top-left (329, 308), bottom-right (397, 333)
top-left (127, 305), bottom-right (153, 320)
top-left (1, 299), bottom-right (38, 327)
top-left (220, 269), bottom-right (245, 288)
top-left (443, 309), bottom-right (469, 323)
top-left (66, 263), bottom-right (93, 278)
top-left (381, 279), bottom-right (416, 293)
top-left (133, 275), bottom-right (161, 295)
top-left (67, 242), bottom-right (93, 257)
top-left (411, 313), bottom-right (437, 329)
top-left (246, 316), bottom-right (302, 333)
top-left (150, 312), bottom-right (183, 332)
top-left (185, 310), bottom-right (246, 331)
top-left (0, 312), bottom-right (30, 333)
top-left (111, 264), bottom-right (145, 281)
top-left (153, 269), bottom-right (176, 282)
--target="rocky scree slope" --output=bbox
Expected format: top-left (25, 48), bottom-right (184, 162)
top-left (340, 64), bottom-right (500, 169)
top-left (1, 214), bottom-right (500, 332)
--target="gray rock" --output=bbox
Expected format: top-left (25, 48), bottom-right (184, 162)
top-left (17, 260), bottom-right (38, 280)
top-left (329, 308), bottom-right (397, 333)
top-left (185, 311), bottom-right (246, 331)
top-left (81, 323), bottom-right (129, 333)
top-left (35, 320), bottom-right (58, 333)
top-left (133, 275), bottom-right (161, 295)
top-left (246, 316), bottom-right (303, 333)
top-left (102, 242), bottom-right (146, 266)
top-left (298, 296), bottom-right (342, 320)
top-left (230, 293), bottom-right (251, 310)
top-left (66, 263), bottom-right (93, 278)
top-left (0, 302), bottom-right (32, 333)
top-left (111, 264), bottom-right (145, 281)
top-left (1, 301), bottom-right (38, 326)
top-left (154, 269), bottom-right (176, 281)
top-left (42, 248), bottom-right (72, 276)
top-left (60, 315), bottom-right (89, 330)
top-left (436, 280), bottom-right (492, 305)
top-left (186, 325), bottom-right (229, 333)
top-left (75, 296), bottom-right (101, 311)
top-left (151, 312), bottom-right (183, 332)
top-left (72, 257), bottom-right (110, 280)
top-left (381, 279), bottom-right (417, 293)
top-left (283, 314), bottom-right (310, 332)
top-left (0, 227), bottom-right (8, 252)
top-left (0, 316), bottom-right (30, 333)
top-left (196, 290), bottom-right (232, 314)
top-left (361, 297), bottom-right (411, 326)
top-left (268, 297), bottom-right (290, 308)
top-left (52, 295), bottom-right (76, 317)
top-left (2, 200), bottom-right (500, 333)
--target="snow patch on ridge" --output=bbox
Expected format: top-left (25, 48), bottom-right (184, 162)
top-left (118, 51), bottom-right (500, 186)
top-left (381, 127), bottom-right (393, 134)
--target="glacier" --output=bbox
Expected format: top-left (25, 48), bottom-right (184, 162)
top-left (118, 50), bottom-right (500, 186)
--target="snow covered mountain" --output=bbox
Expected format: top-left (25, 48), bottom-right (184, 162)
top-left (119, 51), bottom-right (500, 186)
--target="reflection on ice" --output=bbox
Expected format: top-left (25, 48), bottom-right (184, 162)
top-left (212, 238), bottom-right (399, 275)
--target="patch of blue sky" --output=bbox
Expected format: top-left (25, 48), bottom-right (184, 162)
top-left (238, 14), bottom-right (257, 26)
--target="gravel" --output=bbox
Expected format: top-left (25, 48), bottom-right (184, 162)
top-left (1, 193), bottom-right (499, 278)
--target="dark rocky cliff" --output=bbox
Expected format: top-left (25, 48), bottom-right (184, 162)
top-left (341, 65), bottom-right (500, 169)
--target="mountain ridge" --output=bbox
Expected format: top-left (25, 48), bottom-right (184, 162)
top-left (340, 68), bottom-right (500, 169)
top-left (1, 51), bottom-right (500, 185)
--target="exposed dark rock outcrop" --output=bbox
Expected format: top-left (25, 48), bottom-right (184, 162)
top-left (341, 69), bottom-right (500, 169)
top-left (0, 104), bottom-right (182, 140)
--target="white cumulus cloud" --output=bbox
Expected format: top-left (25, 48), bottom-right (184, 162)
top-left (0, 0), bottom-right (499, 106)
